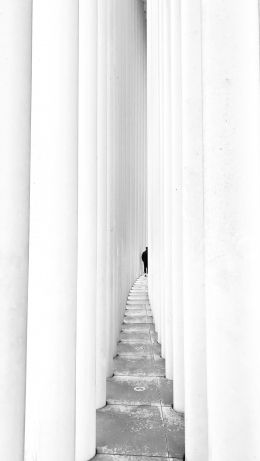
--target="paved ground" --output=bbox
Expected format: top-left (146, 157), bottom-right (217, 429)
top-left (93, 276), bottom-right (185, 461)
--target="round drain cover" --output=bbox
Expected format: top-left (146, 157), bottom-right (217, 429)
top-left (134, 386), bottom-right (146, 392)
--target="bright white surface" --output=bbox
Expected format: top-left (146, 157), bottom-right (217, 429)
top-left (147, 0), bottom-right (162, 343)
top-left (24, 0), bottom-right (78, 459)
top-left (158, 0), bottom-right (166, 360)
top-left (181, 0), bottom-right (208, 458)
top-left (169, 0), bottom-right (184, 413)
top-left (76, 0), bottom-right (97, 459)
top-left (203, 0), bottom-right (260, 459)
top-left (162, 0), bottom-right (173, 379)
top-left (96, 0), bottom-right (109, 409)
top-left (0, 1), bottom-right (32, 459)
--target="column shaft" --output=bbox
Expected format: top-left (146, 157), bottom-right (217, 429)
top-left (147, 0), bottom-right (154, 320)
top-left (159, 0), bottom-right (165, 359)
top-left (169, 0), bottom-right (184, 413)
top-left (96, 0), bottom-right (109, 409)
top-left (106, 0), bottom-right (116, 374)
top-left (76, 0), bottom-right (97, 459)
top-left (24, 1), bottom-right (78, 459)
top-left (182, 0), bottom-right (208, 458)
top-left (149, 0), bottom-right (161, 340)
top-left (203, 1), bottom-right (260, 459)
top-left (0, 2), bottom-right (32, 459)
top-left (163, 0), bottom-right (173, 379)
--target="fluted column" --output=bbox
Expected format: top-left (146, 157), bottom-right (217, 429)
top-left (158, 0), bottom-right (165, 359)
top-left (147, 0), bottom-right (154, 318)
top-left (0, 2), bottom-right (32, 460)
top-left (76, 0), bottom-right (97, 459)
top-left (106, 0), bottom-right (116, 374)
top-left (24, 1), bottom-right (78, 460)
top-left (96, 0), bottom-right (109, 409)
top-left (203, 1), bottom-right (260, 459)
top-left (169, 0), bottom-right (184, 413)
top-left (181, 0), bottom-right (208, 458)
top-left (148, 0), bottom-right (161, 340)
top-left (162, 0), bottom-right (173, 379)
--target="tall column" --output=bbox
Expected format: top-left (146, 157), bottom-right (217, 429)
top-left (106, 0), bottom-right (116, 375)
top-left (0, 2), bottom-right (32, 460)
top-left (181, 0), bottom-right (208, 459)
top-left (169, 0), bottom-right (184, 413)
top-left (163, 0), bottom-right (173, 379)
top-left (159, 0), bottom-right (165, 359)
top-left (96, 0), bottom-right (108, 409)
top-left (24, 1), bottom-right (78, 460)
top-left (148, 0), bottom-right (161, 340)
top-left (203, 1), bottom-right (260, 459)
top-left (147, 0), bottom-right (154, 317)
top-left (76, 0), bottom-right (97, 459)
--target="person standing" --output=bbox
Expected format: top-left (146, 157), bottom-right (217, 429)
top-left (141, 247), bottom-right (148, 275)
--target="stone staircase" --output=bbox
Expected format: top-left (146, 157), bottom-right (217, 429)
top-left (94, 275), bottom-right (185, 460)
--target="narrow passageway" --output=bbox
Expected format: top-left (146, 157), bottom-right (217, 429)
top-left (94, 276), bottom-right (185, 460)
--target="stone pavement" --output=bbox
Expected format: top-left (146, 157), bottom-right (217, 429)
top-left (93, 276), bottom-right (185, 461)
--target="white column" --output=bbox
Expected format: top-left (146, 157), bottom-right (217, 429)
top-left (24, 1), bottom-right (78, 460)
top-left (181, 0), bottom-right (208, 456)
top-left (76, 0), bottom-right (97, 459)
top-left (203, 1), bottom-right (260, 459)
top-left (169, 0), bottom-right (184, 413)
top-left (106, 0), bottom-right (115, 375)
top-left (159, 0), bottom-right (165, 359)
top-left (182, 0), bottom-right (208, 458)
top-left (147, 0), bottom-right (154, 315)
top-left (0, 2), bottom-right (32, 459)
top-left (96, 0), bottom-right (108, 409)
top-left (163, 0), bottom-right (173, 379)
top-left (148, 0), bottom-right (161, 340)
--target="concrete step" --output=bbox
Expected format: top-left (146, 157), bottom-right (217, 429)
top-left (107, 376), bottom-right (161, 406)
top-left (124, 309), bottom-right (153, 318)
top-left (124, 305), bottom-right (148, 310)
top-left (96, 404), bottom-right (168, 457)
top-left (117, 342), bottom-right (160, 358)
top-left (119, 331), bottom-right (151, 343)
top-left (113, 356), bottom-right (165, 377)
top-left (126, 300), bottom-right (150, 306)
top-left (107, 376), bottom-right (173, 407)
top-left (126, 303), bottom-right (149, 308)
top-left (92, 454), bottom-right (180, 461)
top-left (121, 323), bottom-right (155, 333)
top-left (128, 295), bottom-right (149, 299)
top-left (96, 404), bottom-right (184, 459)
top-left (124, 309), bottom-right (147, 316)
top-left (123, 316), bottom-right (153, 324)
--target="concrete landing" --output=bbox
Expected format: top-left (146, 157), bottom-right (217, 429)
top-left (94, 276), bottom-right (185, 460)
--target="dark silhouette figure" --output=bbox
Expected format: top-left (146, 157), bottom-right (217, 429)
top-left (142, 247), bottom-right (148, 275)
